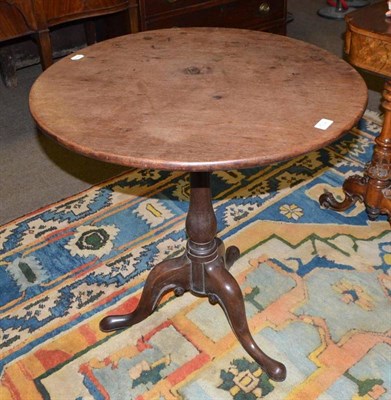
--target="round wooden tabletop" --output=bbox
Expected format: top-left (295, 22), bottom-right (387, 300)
top-left (29, 28), bottom-right (367, 171)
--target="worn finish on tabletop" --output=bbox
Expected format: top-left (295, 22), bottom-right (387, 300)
top-left (320, 2), bottom-right (391, 222)
top-left (30, 28), bottom-right (367, 172)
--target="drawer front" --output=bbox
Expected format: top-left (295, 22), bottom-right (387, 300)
top-left (141, 0), bottom-right (212, 18)
top-left (142, 0), bottom-right (286, 31)
top-left (42, 0), bottom-right (130, 24)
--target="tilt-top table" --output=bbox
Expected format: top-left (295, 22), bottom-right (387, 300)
top-left (29, 28), bottom-right (367, 382)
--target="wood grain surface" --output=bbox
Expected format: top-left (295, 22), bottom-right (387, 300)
top-left (345, 1), bottom-right (391, 77)
top-left (29, 28), bottom-right (368, 171)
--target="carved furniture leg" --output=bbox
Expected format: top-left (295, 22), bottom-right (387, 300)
top-left (319, 174), bottom-right (367, 211)
top-left (100, 255), bottom-right (191, 331)
top-left (204, 246), bottom-right (286, 381)
top-left (320, 80), bottom-right (391, 222)
top-left (100, 172), bottom-right (287, 381)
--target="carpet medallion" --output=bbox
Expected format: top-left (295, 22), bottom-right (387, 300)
top-left (0, 112), bottom-right (390, 399)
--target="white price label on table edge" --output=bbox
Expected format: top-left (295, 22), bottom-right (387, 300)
top-left (71, 54), bottom-right (85, 61)
top-left (315, 118), bottom-right (334, 130)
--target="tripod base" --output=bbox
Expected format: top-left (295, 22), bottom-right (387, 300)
top-left (319, 79), bottom-right (391, 223)
top-left (100, 240), bottom-right (286, 382)
top-left (100, 172), bottom-right (287, 382)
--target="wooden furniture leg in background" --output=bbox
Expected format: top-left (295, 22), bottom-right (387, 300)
top-left (36, 29), bottom-right (53, 70)
top-left (320, 79), bottom-right (391, 222)
top-left (0, 46), bottom-right (17, 87)
top-left (100, 172), bottom-right (287, 382)
top-left (128, 0), bottom-right (139, 33)
top-left (84, 20), bottom-right (97, 45)
top-left (33, 1), bottom-right (140, 72)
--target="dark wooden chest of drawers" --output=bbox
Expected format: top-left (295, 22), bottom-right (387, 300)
top-left (139, 0), bottom-right (287, 34)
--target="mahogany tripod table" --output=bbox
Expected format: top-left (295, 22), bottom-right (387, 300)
top-left (320, 1), bottom-right (391, 221)
top-left (29, 28), bottom-right (367, 382)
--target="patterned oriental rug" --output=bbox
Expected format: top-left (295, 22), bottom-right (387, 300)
top-left (0, 112), bottom-right (390, 400)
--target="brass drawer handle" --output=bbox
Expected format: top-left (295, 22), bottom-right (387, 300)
top-left (259, 2), bottom-right (270, 14)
